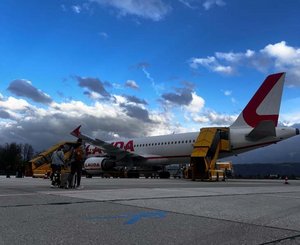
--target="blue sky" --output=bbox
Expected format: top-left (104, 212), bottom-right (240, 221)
top-left (0, 0), bottom-right (299, 161)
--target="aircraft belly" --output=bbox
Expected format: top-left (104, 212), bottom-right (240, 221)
top-left (144, 156), bottom-right (190, 166)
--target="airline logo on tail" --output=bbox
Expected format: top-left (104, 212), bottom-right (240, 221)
top-left (231, 72), bottom-right (285, 128)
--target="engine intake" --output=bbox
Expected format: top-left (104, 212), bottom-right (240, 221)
top-left (101, 158), bottom-right (116, 170)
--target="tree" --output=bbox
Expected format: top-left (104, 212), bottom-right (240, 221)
top-left (20, 143), bottom-right (34, 163)
top-left (0, 142), bottom-right (34, 174)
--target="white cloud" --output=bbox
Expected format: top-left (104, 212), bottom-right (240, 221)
top-left (90, 0), bottom-right (172, 21)
top-left (72, 5), bottom-right (82, 14)
top-left (190, 56), bottom-right (234, 75)
top-left (216, 49), bottom-right (255, 62)
top-left (203, 0), bottom-right (226, 10)
top-left (87, 91), bottom-right (103, 100)
top-left (280, 112), bottom-right (300, 127)
top-left (214, 65), bottom-right (233, 74)
top-left (223, 90), bottom-right (232, 96)
top-left (0, 97), bottom-right (30, 110)
top-left (189, 41), bottom-right (300, 86)
top-left (125, 79), bottom-right (139, 89)
top-left (178, 0), bottom-right (198, 9)
top-left (191, 109), bottom-right (236, 126)
top-left (0, 95), bottom-right (172, 150)
top-left (262, 41), bottom-right (299, 62)
top-left (184, 92), bottom-right (205, 113)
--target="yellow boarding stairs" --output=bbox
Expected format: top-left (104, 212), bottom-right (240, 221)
top-left (29, 141), bottom-right (77, 178)
top-left (190, 127), bottom-right (231, 181)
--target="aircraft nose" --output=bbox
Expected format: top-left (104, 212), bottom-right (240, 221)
top-left (296, 128), bottom-right (299, 135)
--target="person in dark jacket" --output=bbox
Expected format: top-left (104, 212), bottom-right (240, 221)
top-left (68, 139), bottom-right (85, 189)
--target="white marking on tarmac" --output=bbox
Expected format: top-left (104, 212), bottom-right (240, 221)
top-left (0, 193), bottom-right (37, 197)
top-left (40, 186), bottom-right (300, 202)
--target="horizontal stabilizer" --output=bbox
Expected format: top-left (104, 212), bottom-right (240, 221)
top-left (246, 120), bottom-right (276, 140)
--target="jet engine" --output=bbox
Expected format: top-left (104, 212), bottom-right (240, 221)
top-left (84, 157), bottom-right (116, 175)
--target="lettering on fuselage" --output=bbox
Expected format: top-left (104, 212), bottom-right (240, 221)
top-left (85, 162), bottom-right (101, 169)
top-left (111, 140), bottom-right (134, 151)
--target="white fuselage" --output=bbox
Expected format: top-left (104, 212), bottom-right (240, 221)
top-left (88, 126), bottom-right (298, 166)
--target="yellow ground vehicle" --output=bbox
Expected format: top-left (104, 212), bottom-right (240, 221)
top-left (28, 141), bottom-right (77, 178)
top-left (216, 161), bottom-right (234, 177)
top-left (189, 127), bottom-right (231, 181)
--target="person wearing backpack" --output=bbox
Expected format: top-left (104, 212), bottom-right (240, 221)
top-left (68, 139), bottom-right (85, 189)
top-left (50, 145), bottom-right (65, 187)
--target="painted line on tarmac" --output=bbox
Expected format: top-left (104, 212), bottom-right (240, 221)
top-left (85, 210), bottom-right (167, 225)
top-left (0, 193), bottom-right (37, 197)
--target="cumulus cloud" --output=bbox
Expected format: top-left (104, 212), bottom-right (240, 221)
top-left (123, 95), bottom-right (147, 105)
top-left (0, 110), bottom-right (11, 119)
top-left (191, 109), bottom-right (236, 126)
top-left (120, 104), bottom-right (152, 122)
top-left (190, 56), bottom-right (234, 75)
top-left (184, 92), bottom-right (205, 114)
top-left (0, 96), bottom-right (31, 111)
top-left (0, 95), bottom-right (160, 151)
top-left (7, 79), bottom-right (53, 104)
top-left (89, 0), bottom-right (172, 21)
top-left (189, 41), bottom-right (300, 86)
top-left (125, 80), bottom-right (139, 89)
top-left (76, 76), bottom-right (111, 98)
top-left (162, 87), bottom-right (193, 106)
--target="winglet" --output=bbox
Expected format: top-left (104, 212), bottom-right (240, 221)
top-left (71, 125), bottom-right (81, 137)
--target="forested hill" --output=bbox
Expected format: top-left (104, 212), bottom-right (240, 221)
top-left (233, 162), bottom-right (300, 178)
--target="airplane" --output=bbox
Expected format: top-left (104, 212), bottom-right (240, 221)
top-left (71, 72), bottom-right (299, 178)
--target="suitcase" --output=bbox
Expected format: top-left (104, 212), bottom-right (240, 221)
top-left (60, 172), bottom-right (69, 188)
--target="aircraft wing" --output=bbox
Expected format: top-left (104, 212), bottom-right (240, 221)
top-left (246, 120), bottom-right (276, 140)
top-left (71, 125), bottom-right (145, 161)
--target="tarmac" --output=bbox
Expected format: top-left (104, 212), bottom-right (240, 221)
top-left (0, 176), bottom-right (300, 245)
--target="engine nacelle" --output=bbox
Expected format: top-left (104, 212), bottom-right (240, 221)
top-left (84, 157), bottom-right (116, 175)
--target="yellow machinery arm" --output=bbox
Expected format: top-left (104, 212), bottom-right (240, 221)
top-left (29, 141), bottom-right (77, 177)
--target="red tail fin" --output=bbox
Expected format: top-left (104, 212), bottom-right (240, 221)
top-left (230, 73), bottom-right (285, 128)
top-left (71, 125), bottom-right (81, 137)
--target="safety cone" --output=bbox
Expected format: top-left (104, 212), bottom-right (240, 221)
top-left (284, 176), bottom-right (289, 184)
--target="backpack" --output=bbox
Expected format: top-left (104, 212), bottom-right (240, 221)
top-left (74, 146), bottom-right (84, 162)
